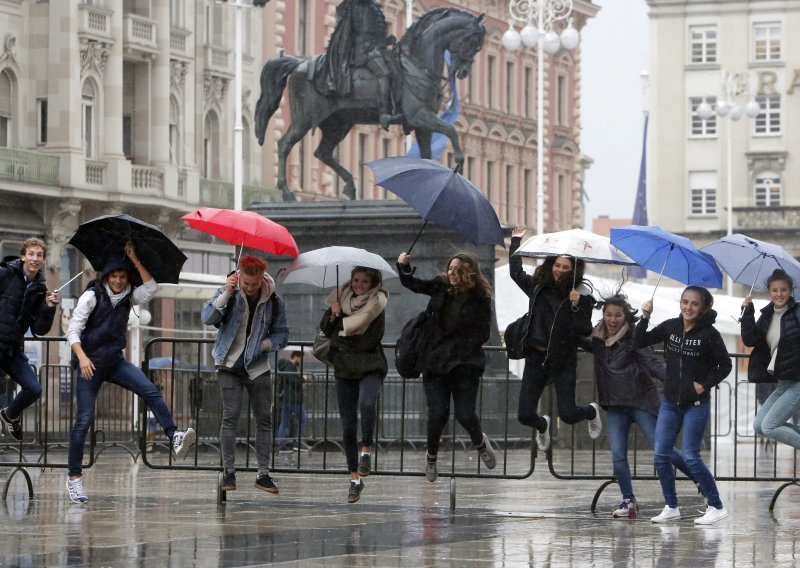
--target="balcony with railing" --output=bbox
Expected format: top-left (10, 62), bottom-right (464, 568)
top-left (200, 179), bottom-right (282, 208)
top-left (78, 4), bottom-right (113, 43)
top-left (132, 165), bottom-right (164, 194)
top-left (124, 14), bottom-right (158, 56)
top-left (735, 206), bottom-right (800, 233)
top-left (170, 28), bottom-right (192, 61)
top-left (0, 147), bottom-right (60, 187)
top-left (205, 45), bottom-right (233, 78)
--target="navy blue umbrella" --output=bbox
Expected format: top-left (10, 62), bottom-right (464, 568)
top-left (610, 225), bottom-right (723, 295)
top-left (365, 157), bottom-right (504, 252)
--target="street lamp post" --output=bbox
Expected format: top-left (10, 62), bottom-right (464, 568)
top-left (502, 1), bottom-right (580, 235)
top-left (696, 70), bottom-right (761, 294)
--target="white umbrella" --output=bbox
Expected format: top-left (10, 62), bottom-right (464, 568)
top-left (515, 228), bottom-right (635, 265)
top-left (281, 246), bottom-right (398, 289)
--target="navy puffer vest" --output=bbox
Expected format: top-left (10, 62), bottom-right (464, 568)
top-left (75, 283), bottom-right (132, 371)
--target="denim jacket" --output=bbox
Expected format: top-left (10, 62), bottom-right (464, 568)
top-left (201, 284), bottom-right (289, 379)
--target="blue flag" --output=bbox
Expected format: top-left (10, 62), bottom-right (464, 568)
top-left (407, 51), bottom-right (459, 161)
top-left (629, 112), bottom-right (649, 279)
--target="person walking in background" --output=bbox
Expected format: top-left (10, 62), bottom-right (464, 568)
top-left (319, 266), bottom-right (388, 503)
top-left (0, 237), bottom-right (59, 442)
top-left (509, 228), bottom-right (602, 452)
top-left (66, 242), bottom-right (195, 504)
top-left (741, 269), bottom-right (800, 452)
top-left (581, 293), bottom-right (694, 519)
top-left (201, 255), bottom-right (288, 495)
top-left (276, 350), bottom-right (309, 449)
top-left (396, 251), bottom-right (496, 483)
top-left (635, 286), bottom-right (732, 525)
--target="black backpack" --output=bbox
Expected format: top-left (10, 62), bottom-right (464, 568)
top-left (394, 305), bottom-right (433, 379)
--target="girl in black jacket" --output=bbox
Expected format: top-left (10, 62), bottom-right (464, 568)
top-left (320, 266), bottom-right (389, 503)
top-left (635, 286), bottom-right (732, 525)
top-left (397, 251), bottom-right (496, 483)
top-left (741, 269), bottom-right (800, 452)
top-left (509, 228), bottom-right (602, 452)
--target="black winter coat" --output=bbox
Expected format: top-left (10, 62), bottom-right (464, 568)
top-left (579, 329), bottom-right (664, 415)
top-left (740, 299), bottom-right (800, 383)
top-left (509, 237), bottom-right (594, 366)
top-left (398, 264), bottom-right (491, 375)
top-left (320, 309), bottom-right (388, 380)
top-left (0, 257), bottom-right (56, 357)
top-left (634, 310), bottom-right (732, 407)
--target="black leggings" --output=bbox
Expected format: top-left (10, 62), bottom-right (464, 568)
top-left (335, 373), bottom-right (383, 473)
top-left (517, 350), bottom-right (595, 432)
top-left (423, 366), bottom-right (484, 456)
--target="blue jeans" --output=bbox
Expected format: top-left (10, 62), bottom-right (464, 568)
top-left (754, 380), bottom-right (800, 451)
top-left (68, 359), bottom-right (177, 476)
top-left (0, 351), bottom-right (42, 420)
top-left (606, 406), bottom-right (693, 502)
top-left (654, 399), bottom-right (722, 509)
top-left (276, 401), bottom-right (308, 444)
top-left (218, 369), bottom-right (273, 475)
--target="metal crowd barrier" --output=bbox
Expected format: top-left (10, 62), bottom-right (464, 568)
top-left (1, 337), bottom-right (797, 512)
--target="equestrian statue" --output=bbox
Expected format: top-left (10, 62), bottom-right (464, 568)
top-left (255, 3), bottom-right (486, 201)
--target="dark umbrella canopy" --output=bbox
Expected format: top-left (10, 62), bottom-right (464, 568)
top-left (69, 214), bottom-right (187, 284)
top-left (365, 157), bottom-right (504, 250)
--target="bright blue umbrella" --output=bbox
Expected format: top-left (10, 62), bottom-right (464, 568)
top-left (700, 234), bottom-right (800, 300)
top-left (610, 225), bottom-right (723, 295)
top-left (365, 157), bottom-right (504, 252)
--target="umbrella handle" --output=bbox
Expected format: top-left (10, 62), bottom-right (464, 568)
top-left (55, 270), bottom-right (85, 293)
top-left (407, 220), bottom-right (428, 255)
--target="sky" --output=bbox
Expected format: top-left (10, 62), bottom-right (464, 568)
top-left (580, 0), bottom-right (650, 228)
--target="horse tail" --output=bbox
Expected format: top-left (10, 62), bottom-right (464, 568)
top-left (255, 55), bottom-right (303, 146)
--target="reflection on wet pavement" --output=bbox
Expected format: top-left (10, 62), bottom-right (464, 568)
top-left (1, 456), bottom-right (798, 567)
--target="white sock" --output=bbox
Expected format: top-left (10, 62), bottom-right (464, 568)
top-left (352, 478), bottom-right (361, 485)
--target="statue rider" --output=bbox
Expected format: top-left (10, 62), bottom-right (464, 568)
top-left (319, 0), bottom-right (402, 130)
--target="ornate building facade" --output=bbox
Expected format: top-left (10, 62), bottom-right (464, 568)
top-left (259, 0), bottom-right (598, 238)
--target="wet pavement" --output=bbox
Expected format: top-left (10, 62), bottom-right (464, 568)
top-left (1, 451), bottom-right (798, 568)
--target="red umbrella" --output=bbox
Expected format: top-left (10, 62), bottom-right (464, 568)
top-left (182, 207), bottom-right (299, 257)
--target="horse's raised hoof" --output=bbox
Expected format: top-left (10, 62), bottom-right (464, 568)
top-left (281, 188), bottom-right (297, 202)
top-left (343, 182), bottom-right (356, 200)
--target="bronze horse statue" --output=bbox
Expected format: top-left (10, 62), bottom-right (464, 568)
top-left (255, 7), bottom-right (486, 201)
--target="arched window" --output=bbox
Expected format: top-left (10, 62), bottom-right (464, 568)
top-left (0, 69), bottom-right (15, 147)
top-left (242, 118), bottom-right (251, 185)
top-left (169, 96), bottom-right (180, 165)
top-left (754, 171), bottom-right (781, 207)
top-left (203, 111), bottom-right (220, 178)
top-left (81, 80), bottom-right (97, 158)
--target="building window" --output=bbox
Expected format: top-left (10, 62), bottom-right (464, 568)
top-left (487, 55), bottom-right (495, 109)
top-left (169, 97), bottom-right (179, 165)
top-left (689, 25), bottom-right (717, 64)
top-left (297, 0), bottom-right (307, 56)
top-left (505, 164), bottom-right (513, 222)
top-left (358, 133), bottom-right (367, 200)
top-left (81, 81), bottom-right (96, 159)
top-left (123, 114), bottom-right (133, 159)
top-left (36, 98), bottom-right (47, 145)
top-left (203, 112), bottom-right (220, 178)
top-left (486, 160), bottom-right (494, 202)
top-left (466, 156), bottom-right (475, 181)
top-left (505, 61), bottom-right (513, 114)
top-left (0, 69), bottom-right (14, 147)
top-left (524, 67), bottom-right (532, 118)
top-left (754, 172), bottom-right (781, 207)
top-left (690, 97), bottom-right (716, 137)
top-left (557, 75), bottom-right (567, 126)
top-left (523, 168), bottom-right (531, 226)
top-left (169, 0), bottom-right (183, 28)
top-left (754, 94), bottom-right (780, 135)
top-left (753, 22), bottom-right (781, 62)
top-left (689, 171), bottom-right (717, 215)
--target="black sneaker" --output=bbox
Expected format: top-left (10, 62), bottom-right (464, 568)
top-left (255, 474), bottom-right (279, 494)
top-left (347, 480), bottom-right (364, 503)
top-left (357, 453), bottom-right (371, 477)
top-left (221, 472), bottom-right (237, 491)
top-left (0, 408), bottom-right (22, 442)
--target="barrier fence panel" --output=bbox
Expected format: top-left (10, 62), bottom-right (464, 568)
top-left (2, 336), bottom-right (797, 511)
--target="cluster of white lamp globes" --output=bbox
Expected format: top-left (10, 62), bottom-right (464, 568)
top-left (695, 95), bottom-right (761, 122)
top-left (501, 17), bottom-right (580, 53)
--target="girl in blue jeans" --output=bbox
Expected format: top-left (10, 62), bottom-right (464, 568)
top-left (741, 269), bottom-right (800, 452)
top-left (582, 294), bottom-right (694, 519)
top-left (635, 286), bottom-right (732, 525)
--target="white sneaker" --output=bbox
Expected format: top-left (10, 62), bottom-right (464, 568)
top-left (588, 403), bottom-right (603, 439)
top-left (536, 416), bottom-right (551, 451)
top-left (66, 477), bottom-right (89, 504)
top-left (650, 505), bottom-right (681, 523)
top-left (172, 428), bottom-right (196, 459)
top-left (694, 505), bottom-right (728, 525)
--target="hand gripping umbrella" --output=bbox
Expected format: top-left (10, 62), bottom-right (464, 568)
top-left (69, 214), bottom-right (187, 284)
top-left (365, 156), bottom-right (504, 253)
top-left (610, 225), bottom-right (723, 297)
top-left (700, 233), bottom-right (800, 300)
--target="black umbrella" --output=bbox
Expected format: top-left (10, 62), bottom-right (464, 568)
top-left (69, 214), bottom-right (187, 284)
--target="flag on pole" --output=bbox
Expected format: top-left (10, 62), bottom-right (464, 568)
top-left (629, 112), bottom-right (649, 279)
top-left (407, 51), bottom-right (459, 161)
